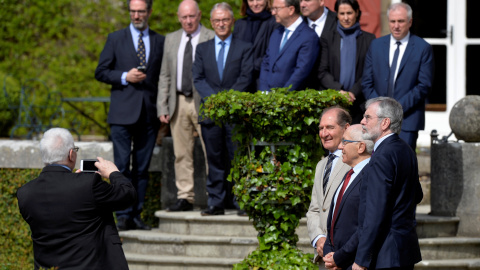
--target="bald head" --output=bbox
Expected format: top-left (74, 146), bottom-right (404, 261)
top-left (178, 0), bottom-right (202, 34)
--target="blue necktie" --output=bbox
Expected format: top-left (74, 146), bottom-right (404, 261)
top-left (388, 41), bottom-right (401, 97)
top-left (217, 41), bottom-right (225, 80)
top-left (280, 29), bottom-right (290, 51)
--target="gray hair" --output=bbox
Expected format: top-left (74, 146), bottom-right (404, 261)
top-left (127, 0), bottom-right (153, 11)
top-left (210, 2), bottom-right (234, 18)
top-left (39, 128), bottom-right (75, 165)
top-left (348, 124), bottom-right (374, 154)
top-left (387, 2), bottom-right (412, 20)
top-left (366, 97), bottom-right (403, 134)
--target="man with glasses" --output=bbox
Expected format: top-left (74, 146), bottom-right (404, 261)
top-left (192, 2), bottom-right (253, 216)
top-left (307, 106), bottom-right (351, 266)
top-left (258, 0), bottom-right (319, 91)
top-left (17, 128), bottom-right (136, 269)
top-left (95, 0), bottom-right (165, 230)
top-left (352, 97), bottom-right (423, 270)
top-left (157, 0), bottom-right (214, 212)
top-left (323, 124), bottom-right (373, 270)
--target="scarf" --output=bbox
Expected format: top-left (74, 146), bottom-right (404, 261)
top-left (243, 8), bottom-right (272, 43)
top-left (337, 21), bottom-right (362, 91)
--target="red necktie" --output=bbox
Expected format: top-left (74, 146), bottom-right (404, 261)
top-left (330, 169), bottom-right (354, 245)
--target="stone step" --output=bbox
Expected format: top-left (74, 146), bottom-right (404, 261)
top-left (124, 253), bottom-right (240, 270)
top-left (120, 229), bottom-right (312, 260)
top-left (415, 258), bottom-right (480, 270)
top-left (420, 237), bottom-right (480, 260)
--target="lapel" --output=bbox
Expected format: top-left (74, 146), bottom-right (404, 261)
top-left (323, 158), bottom-right (349, 205)
top-left (383, 35), bottom-right (390, 68)
top-left (333, 31), bottom-right (342, 76)
top-left (397, 34), bottom-right (415, 76)
top-left (147, 29), bottom-right (155, 66)
top-left (125, 27), bottom-right (138, 62)
top-left (271, 27), bottom-right (284, 63)
top-left (222, 37), bottom-right (237, 83)
top-left (170, 30), bottom-right (183, 81)
top-left (335, 169), bottom-right (363, 223)
top-left (206, 39), bottom-right (222, 83)
top-left (277, 22), bottom-right (306, 60)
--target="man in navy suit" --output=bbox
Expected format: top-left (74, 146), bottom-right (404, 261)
top-left (361, 2), bottom-right (434, 151)
top-left (258, 0), bottom-right (319, 91)
top-left (192, 2), bottom-right (253, 216)
top-left (353, 97), bottom-right (423, 270)
top-left (323, 124), bottom-right (373, 270)
top-left (95, 0), bottom-right (165, 230)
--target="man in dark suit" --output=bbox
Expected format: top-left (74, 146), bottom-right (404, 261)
top-left (157, 0), bottom-right (215, 212)
top-left (258, 0), bottom-right (319, 91)
top-left (192, 2), bottom-right (253, 216)
top-left (323, 124), bottom-right (373, 270)
top-left (361, 2), bottom-right (434, 150)
top-left (353, 97), bottom-right (423, 270)
top-left (17, 128), bottom-right (136, 270)
top-left (300, 0), bottom-right (337, 89)
top-left (95, 0), bottom-right (165, 230)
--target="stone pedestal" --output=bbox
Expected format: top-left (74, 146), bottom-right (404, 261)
top-left (159, 137), bottom-right (208, 210)
top-left (431, 141), bottom-right (480, 236)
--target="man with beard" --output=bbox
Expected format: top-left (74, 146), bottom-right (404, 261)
top-left (95, 0), bottom-right (165, 230)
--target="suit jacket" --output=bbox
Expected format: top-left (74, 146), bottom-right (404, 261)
top-left (318, 29), bottom-right (375, 122)
top-left (303, 8), bottom-right (337, 90)
top-left (306, 154), bottom-right (351, 256)
top-left (355, 134), bottom-right (423, 269)
top-left (361, 34), bottom-right (434, 132)
top-left (17, 166), bottom-right (137, 270)
top-left (258, 20), bottom-right (320, 91)
top-left (95, 26), bottom-right (165, 125)
top-left (192, 36), bottom-right (253, 124)
top-left (157, 26), bottom-right (215, 118)
top-left (324, 168), bottom-right (365, 270)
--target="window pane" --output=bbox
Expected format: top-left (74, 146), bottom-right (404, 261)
top-left (426, 45), bottom-right (446, 110)
top-left (466, 45), bottom-right (480, 95)
top-left (405, 0), bottom-right (447, 39)
top-left (467, 0), bottom-right (480, 38)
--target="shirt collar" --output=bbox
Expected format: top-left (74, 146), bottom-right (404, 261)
top-left (286, 16), bottom-right (304, 32)
top-left (130, 23), bottom-right (149, 37)
top-left (353, 158), bottom-right (370, 174)
top-left (307, 7), bottom-right (328, 26)
top-left (390, 31), bottom-right (410, 44)
top-left (215, 34), bottom-right (232, 45)
top-left (374, 133), bottom-right (395, 151)
top-left (183, 25), bottom-right (202, 39)
top-left (47, 164), bottom-right (72, 172)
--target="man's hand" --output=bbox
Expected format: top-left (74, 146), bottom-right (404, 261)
top-left (126, 68), bottom-right (147, 83)
top-left (316, 237), bottom-right (326, 256)
top-left (95, 157), bottom-right (120, 179)
top-left (159, 115), bottom-right (170, 124)
top-left (339, 90), bottom-right (356, 103)
top-left (352, 262), bottom-right (367, 270)
top-left (323, 252), bottom-right (341, 269)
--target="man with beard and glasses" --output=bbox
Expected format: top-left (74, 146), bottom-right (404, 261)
top-left (95, 0), bottom-right (165, 231)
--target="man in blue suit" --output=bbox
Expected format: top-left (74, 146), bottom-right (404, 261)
top-left (192, 2), bottom-right (253, 216)
top-left (353, 97), bottom-right (423, 270)
top-left (258, 0), bottom-right (319, 91)
top-left (323, 124), bottom-right (373, 270)
top-left (361, 3), bottom-right (434, 151)
top-left (95, 0), bottom-right (165, 230)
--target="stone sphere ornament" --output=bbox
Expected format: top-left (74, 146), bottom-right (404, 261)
top-left (449, 95), bottom-right (480, 142)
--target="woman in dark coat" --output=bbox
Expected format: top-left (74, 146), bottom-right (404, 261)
top-left (318, 0), bottom-right (375, 123)
top-left (233, 0), bottom-right (278, 91)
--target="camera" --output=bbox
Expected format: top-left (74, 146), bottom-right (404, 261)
top-left (80, 159), bottom-right (98, 173)
top-left (137, 65), bottom-right (146, 73)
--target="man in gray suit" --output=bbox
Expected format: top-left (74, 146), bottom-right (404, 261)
top-left (157, 0), bottom-right (215, 211)
top-left (306, 106), bottom-right (352, 266)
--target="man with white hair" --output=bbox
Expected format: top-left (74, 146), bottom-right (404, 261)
top-left (17, 128), bottom-right (136, 269)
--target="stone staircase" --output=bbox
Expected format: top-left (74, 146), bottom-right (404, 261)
top-left (120, 205), bottom-right (480, 270)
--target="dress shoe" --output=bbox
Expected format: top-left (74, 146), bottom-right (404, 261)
top-left (133, 217), bottom-right (151, 230)
top-left (116, 216), bottom-right (134, 231)
top-left (237, 210), bottom-right (248, 217)
top-left (201, 206), bottom-right (225, 216)
top-left (166, 199), bottom-right (193, 212)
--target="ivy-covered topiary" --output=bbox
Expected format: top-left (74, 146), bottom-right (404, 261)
top-left (202, 88), bottom-right (351, 268)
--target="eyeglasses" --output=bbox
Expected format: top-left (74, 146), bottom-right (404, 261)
top-left (212, 18), bottom-right (232, 24)
top-left (129, 9), bottom-right (148, 15)
top-left (72, 146), bottom-right (79, 152)
top-left (363, 114), bottom-right (385, 122)
top-left (341, 139), bottom-right (361, 146)
top-left (271, 6), bottom-right (287, 12)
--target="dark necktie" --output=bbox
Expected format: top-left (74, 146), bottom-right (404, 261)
top-left (322, 154), bottom-right (336, 194)
top-left (181, 34), bottom-right (193, 97)
top-left (330, 169), bottom-right (354, 245)
top-left (311, 23), bottom-right (317, 31)
top-left (137, 32), bottom-right (146, 66)
top-left (387, 41), bottom-right (401, 97)
top-left (280, 29), bottom-right (290, 51)
top-left (217, 41), bottom-right (225, 80)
